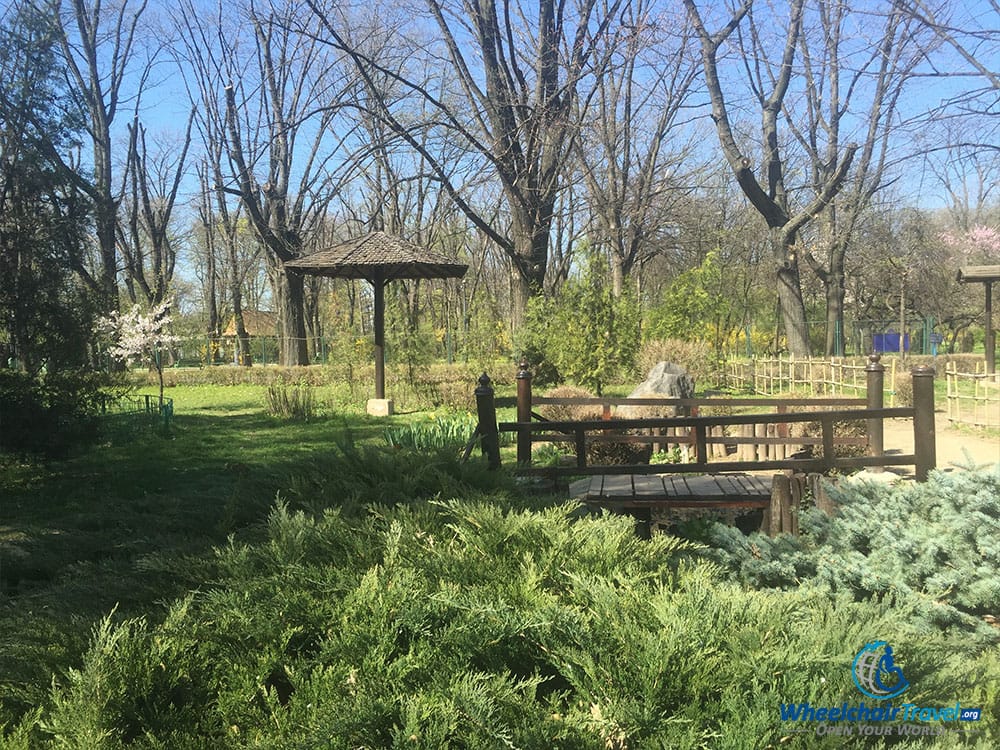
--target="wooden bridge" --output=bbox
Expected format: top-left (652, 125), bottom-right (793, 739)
top-left (470, 356), bottom-right (938, 535)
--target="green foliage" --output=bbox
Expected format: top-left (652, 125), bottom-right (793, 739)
top-left (645, 250), bottom-right (755, 364)
top-left (264, 380), bottom-right (316, 420)
top-left (0, 369), bottom-right (124, 457)
top-left (383, 412), bottom-right (477, 451)
top-left (4, 387), bottom-right (999, 747)
top-left (705, 468), bottom-right (1000, 636)
top-left (0, 3), bottom-right (94, 373)
top-left (519, 253), bottom-right (640, 394)
top-left (18, 497), bottom-right (998, 747)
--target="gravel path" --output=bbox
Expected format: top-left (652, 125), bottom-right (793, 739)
top-left (882, 412), bottom-right (999, 474)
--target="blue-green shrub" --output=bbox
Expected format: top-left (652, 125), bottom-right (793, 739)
top-left (706, 468), bottom-right (1000, 636)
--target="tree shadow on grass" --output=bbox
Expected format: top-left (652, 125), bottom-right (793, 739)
top-left (0, 408), bottom-right (435, 725)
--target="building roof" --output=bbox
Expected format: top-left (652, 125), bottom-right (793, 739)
top-left (957, 266), bottom-right (1000, 283)
top-left (222, 310), bottom-right (278, 337)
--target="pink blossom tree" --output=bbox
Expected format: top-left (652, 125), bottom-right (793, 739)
top-left (941, 224), bottom-right (1000, 263)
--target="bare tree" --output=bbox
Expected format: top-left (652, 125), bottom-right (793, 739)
top-left (925, 139), bottom-right (1000, 232)
top-left (177, 0), bottom-right (348, 366)
top-left (305, 0), bottom-right (626, 328)
top-left (120, 114), bottom-right (194, 308)
top-left (575, 0), bottom-right (700, 297)
top-left (54, 0), bottom-right (150, 313)
top-left (791, 3), bottom-right (930, 355)
top-left (902, 0), bottom-right (1000, 112)
top-left (683, 0), bottom-right (859, 355)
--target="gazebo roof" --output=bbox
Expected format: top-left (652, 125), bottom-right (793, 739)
top-left (957, 265), bottom-right (1000, 283)
top-left (284, 231), bottom-right (468, 281)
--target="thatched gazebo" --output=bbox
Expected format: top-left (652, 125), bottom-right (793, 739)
top-left (285, 231), bottom-right (467, 414)
top-left (957, 266), bottom-right (1000, 374)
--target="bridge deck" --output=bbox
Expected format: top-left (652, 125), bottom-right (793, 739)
top-left (569, 473), bottom-right (773, 509)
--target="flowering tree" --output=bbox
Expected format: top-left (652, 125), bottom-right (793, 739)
top-left (98, 298), bottom-right (181, 408)
top-left (941, 225), bottom-right (1000, 263)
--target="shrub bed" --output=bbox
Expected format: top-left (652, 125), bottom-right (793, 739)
top-left (7, 476), bottom-right (997, 747)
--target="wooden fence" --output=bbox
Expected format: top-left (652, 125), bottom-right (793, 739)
top-left (727, 355), bottom-right (899, 404)
top-left (946, 362), bottom-right (1000, 429)
top-left (471, 357), bottom-right (938, 481)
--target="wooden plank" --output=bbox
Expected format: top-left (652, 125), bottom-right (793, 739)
top-left (719, 474), bottom-right (746, 497)
top-left (743, 475), bottom-right (773, 496)
top-left (569, 477), bottom-right (591, 499)
top-left (634, 475), bottom-right (667, 497)
top-left (518, 453), bottom-right (919, 477)
top-left (613, 498), bottom-right (770, 509)
top-left (601, 474), bottom-right (634, 501)
top-left (530, 396), bottom-right (867, 407)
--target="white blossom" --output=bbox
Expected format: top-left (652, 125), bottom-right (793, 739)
top-left (98, 298), bottom-right (182, 367)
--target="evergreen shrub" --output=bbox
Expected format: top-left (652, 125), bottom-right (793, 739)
top-left (705, 468), bottom-right (1000, 635)
top-left (0, 370), bottom-right (120, 457)
top-left (20, 482), bottom-right (999, 747)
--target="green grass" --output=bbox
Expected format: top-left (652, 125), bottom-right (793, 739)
top-left (1, 383), bottom-right (478, 730)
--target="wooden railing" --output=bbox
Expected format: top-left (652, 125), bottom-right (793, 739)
top-left (472, 356), bottom-right (938, 481)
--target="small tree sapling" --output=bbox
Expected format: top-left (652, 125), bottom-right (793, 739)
top-left (98, 298), bottom-right (181, 409)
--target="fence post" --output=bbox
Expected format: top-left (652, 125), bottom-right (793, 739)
top-left (516, 360), bottom-right (533, 465)
top-left (475, 373), bottom-right (500, 470)
top-left (912, 365), bottom-right (936, 481)
top-left (865, 352), bottom-right (885, 470)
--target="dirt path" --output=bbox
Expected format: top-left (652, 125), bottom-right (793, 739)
top-left (882, 412), bottom-right (999, 474)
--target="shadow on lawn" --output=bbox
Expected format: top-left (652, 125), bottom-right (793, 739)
top-left (1, 407), bottom-right (453, 723)
top-left (1, 410), bottom-right (389, 594)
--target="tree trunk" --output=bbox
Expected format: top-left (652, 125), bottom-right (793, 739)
top-left (231, 281), bottom-right (252, 367)
top-left (610, 254), bottom-right (626, 299)
top-left (277, 269), bottom-right (309, 366)
top-left (509, 204), bottom-right (550, 328)
top-left (824, 266), bottom-right (846, 356)
top-left (773, 230), bottom-right (811, 356)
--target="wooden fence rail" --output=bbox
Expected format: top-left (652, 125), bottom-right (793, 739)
top-left (727, 355), bottom-right (899, 405)
top-left (471, 355), bottom-right (938, 481)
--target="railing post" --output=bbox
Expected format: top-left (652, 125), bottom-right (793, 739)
top-left (475, 373), bottom-right (500, 470)
top-left (821, 417), bottom-right (835, 473)
top-left (516, 360), bottom-right (533, 465)
top-left (912, 365), bottom-right (936, 481)
top-left (865, 352), bottom-right (885, 470)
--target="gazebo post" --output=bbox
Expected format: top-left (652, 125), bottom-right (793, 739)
top-left (957, 266), bottom-right (1000, 375)
top-left (986, 281), bottom-right (995, 375)
top-left (373, 275), bottom-right (386, 400)
top-left (368, 274), bottom-right (393, 415)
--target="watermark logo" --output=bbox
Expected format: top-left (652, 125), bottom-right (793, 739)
top-left (779, 639), bottom-right (980, 736)
top-left (852, 641), bottom-right (909, 700)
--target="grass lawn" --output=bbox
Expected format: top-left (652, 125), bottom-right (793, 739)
top-left (0, 384), bottom-right (452, 727)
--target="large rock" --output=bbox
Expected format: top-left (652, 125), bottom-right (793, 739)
top-left (630, 362), bottom-right (695, 398)
top-left (617, 362), bottom-right (695, 418)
